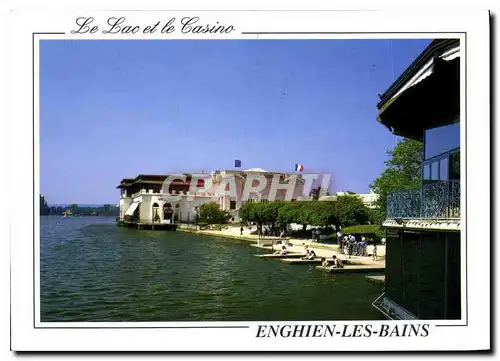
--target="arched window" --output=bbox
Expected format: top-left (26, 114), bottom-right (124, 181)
top-left (163, 203), bottom-right (173, 221)
top-left (152, 203), bottom-right (160, 222)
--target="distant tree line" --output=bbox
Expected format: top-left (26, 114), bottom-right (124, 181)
top-left (39, 195), bottom-right (119, 216)
top-left (238, 195), bottom-right (379, 234)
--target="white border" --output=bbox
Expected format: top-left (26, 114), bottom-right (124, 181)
top-left (9, 9), bottom-right (490, 351)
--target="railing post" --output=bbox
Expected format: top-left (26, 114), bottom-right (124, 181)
top-left (419, 187), bottom-right (423, 218)
top-left (445, 181), bottom-right (453, 218)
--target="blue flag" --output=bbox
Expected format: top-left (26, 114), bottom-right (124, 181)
top-left (235, 159), bottom-right (242, 168)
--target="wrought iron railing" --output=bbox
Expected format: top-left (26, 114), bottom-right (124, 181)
top-left (387, 180), bottom-right (460, 219)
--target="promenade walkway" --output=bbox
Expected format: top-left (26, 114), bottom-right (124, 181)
top-left (178, 225), bottom-right (385, 268)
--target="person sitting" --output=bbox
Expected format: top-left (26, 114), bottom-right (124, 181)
top-left (321, 257), bottom-right (330, 267)
top-left (274, 245), bottom-right (287, 256)
top-left (304, 249), bottom-right (316, 260)
top-left (302, 248), bottom-right (316, 260)
top-left (331, 255), bottom-right (344, 268)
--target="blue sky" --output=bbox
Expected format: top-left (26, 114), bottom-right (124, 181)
top-left (40, 39), bottom-right (431, 204)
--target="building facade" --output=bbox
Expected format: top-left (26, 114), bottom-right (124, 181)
top-left (318, 190), bottom-right (379, 208)
top-left (117, 169), bottom-right (305, 225)
top-left (210, 168), bottom-right (306, 222)
top-left (373, 39), bottom-right (461, 320)
top-left (117, 174), bottom-right (213, 224)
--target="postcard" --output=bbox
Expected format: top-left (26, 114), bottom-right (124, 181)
top-left (8, 8), bottom-right (490, 352)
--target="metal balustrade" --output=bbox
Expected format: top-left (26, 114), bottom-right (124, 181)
top-left (387, 180), bottom-right (460, 219)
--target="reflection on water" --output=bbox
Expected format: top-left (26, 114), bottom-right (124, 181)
top-left (40, 216), bottom-right (383, 322)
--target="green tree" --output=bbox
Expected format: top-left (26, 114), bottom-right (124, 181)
top-left (370, 138), bottom-right (423, 221)
top-left (277, 202), bottom-right (297, 229)
top-left (277, 201), bottom-right (329, 230)
top-left (308, 201), bottom-right (337, 227)
top-left (367, 206), bottom-right (384, 225)
top-left (240, 202), bottom-right (270, 229)
top-left (239, 202), bottom-right (286, 233)
top-left (239, 202), bottom-right (251, 224)
top-left (289, 202), bottom-right (311, 230)
top-left (262, 202), bottom-right (285, 232)
top-left (335, 195), bottom-right (370, 228)
top-left (197, 202), bottom-right (231, 225)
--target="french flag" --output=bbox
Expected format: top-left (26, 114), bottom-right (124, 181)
top-left (294, 164), bottom-right (304, 172)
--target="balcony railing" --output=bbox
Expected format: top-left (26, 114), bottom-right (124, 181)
top-left (387, 180), bottom-right (460, 219)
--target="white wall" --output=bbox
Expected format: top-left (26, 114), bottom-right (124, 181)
top-left (176, 196), bottom-right (211, 222)
top-left (220, 195), bottom-right (231, 210)
top-left (119, 197), bottom-right (133, 220)
top-left (151, 195), bottom-right (215, 223)
top-left (139, 196), bottom-right (152, 222)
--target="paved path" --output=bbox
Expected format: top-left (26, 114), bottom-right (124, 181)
top-left (178, 225), bottom-right (385, 268)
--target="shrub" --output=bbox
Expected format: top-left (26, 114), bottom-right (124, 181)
top-left (340, 224), bottom-right (385, 242)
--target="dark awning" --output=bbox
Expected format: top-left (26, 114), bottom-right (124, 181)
top-left (377, 57), bottom-right (460, 141)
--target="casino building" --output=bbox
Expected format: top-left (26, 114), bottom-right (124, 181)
top-left (116, 174), bottom-right (212, 229)
top-left (372, 39), bottom-right (461, 320)
top-left (117, 168), bottom-right (305, 228)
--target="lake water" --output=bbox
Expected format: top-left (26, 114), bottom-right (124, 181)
top-left (40, 216), bottom-right (384, 322)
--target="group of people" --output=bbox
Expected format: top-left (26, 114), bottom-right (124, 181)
top-left (337, 233), bottom-right (378, 260)
top-left (321, 255), bottom-right (344, 269)
top-left (272, 241), bottom-right (377, 269)
top-left (273, 244), bottom-right (317, 259)
top-left (301, 245), bottom-right (317, 260)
